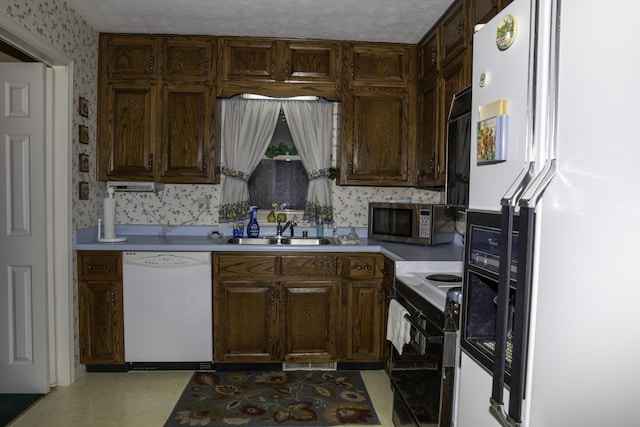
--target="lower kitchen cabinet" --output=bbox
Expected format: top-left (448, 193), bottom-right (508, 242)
top-left (214, 280), bottom-right (279, 362)
top-left (343, 254), bottom-right (384, 361)
top-left (213, 252), bottom-right (387, 364)
top-left (282, 281), bottom-right (339, 361)
top-left (78, 251), bottom-right (124, 365)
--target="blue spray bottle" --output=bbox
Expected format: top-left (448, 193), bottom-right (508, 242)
top-left (247, 206), bottom-right (260, 237)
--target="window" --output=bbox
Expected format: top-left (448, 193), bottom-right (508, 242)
top-left (248, 108), bottom-right (308, 209)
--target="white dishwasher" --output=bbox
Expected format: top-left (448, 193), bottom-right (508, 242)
top-left (123, 252), bottom-right (212, 368)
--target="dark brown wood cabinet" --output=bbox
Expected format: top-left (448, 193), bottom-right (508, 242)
top-left (98, 34), bottom-right (219, 183)
top-left (339, 42), bottom-right (416, 186)
top-left (381, 256), bottom-right (395, 372)
top-left (78, 251), bottom-right (124, 365)
top-left (217, 37), bottom-right (341, 99)
top-left (213, 252), bottom-right (387, 364)
top-left (471, 0), bottom-right (514, 27)
top-left (416, 0), bottom-right (471, 188)
top-left (213, 253), bottom-right (341, 363)
top-left (343, 254), bottom-right (384, 361)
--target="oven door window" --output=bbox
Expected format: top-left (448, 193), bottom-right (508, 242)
top-left (462, 271), bottom-right (514, 381)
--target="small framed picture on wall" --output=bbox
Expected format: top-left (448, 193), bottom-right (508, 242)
top-left (78, 97), bottom-right (89, 117)
top-left (79, 154), bottom-right (89, 173)
top-left (79, 182), bottom-right (90, 200)
top-left (79, 125), bottom-right (89, 144)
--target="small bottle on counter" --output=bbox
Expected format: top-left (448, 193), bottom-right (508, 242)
top-left (316, 215), bottom-right (324, 238)
top-left (247, 206), bottom-right (260, 237)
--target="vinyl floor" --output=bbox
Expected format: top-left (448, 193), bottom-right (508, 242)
top-left (9, 370), bottom-right (393, 427)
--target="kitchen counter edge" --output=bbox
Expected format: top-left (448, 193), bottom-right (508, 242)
top-left (74, 226), bottom-right (463, 263)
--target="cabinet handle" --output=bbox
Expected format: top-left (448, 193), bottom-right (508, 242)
top-left (148, 154), bottom-right (154, 172)
top-left (204, 58), bottom-right (209, 76)
top-left (458, 22), bottom-right (465, 43)
top-left (271, 59), bottom-right (275, 79)
top-left (269, 288), bottom-right (275, 305)
top-left (285, 59), bottom-right (290, 78)
top-left (431, 49), bottom-right (437, 66)
top-left (110, 285), bottom-right (117, 307)
top-left (149, 56), bottom-right (155, 74)
top-left (350, 62), bottom-right (355, 81)
top-left (348, 159), bottom-right (353, 174)
top-left (203, 159), bottom-right (207, 172)
top-left (281, 289), bottom-right (286, 307)
top-left (88, 264), bottom-right (110, 271)
top-left (378, 291), bottom-right (383, 305)
top-left (352, 263), bottom-right (373, 271)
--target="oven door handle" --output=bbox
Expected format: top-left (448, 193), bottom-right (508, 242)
top-left (403, 314), bottom-right (443, 346)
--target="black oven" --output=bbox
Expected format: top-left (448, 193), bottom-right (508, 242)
top-left (390, 280), bottom-right (461, 427)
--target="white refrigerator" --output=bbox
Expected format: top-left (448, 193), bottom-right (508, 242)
top-left (456, 0), bottom-right (640, 426)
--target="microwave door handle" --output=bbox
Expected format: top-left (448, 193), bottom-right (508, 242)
top-left (489, 204), bottom-right (515, 425)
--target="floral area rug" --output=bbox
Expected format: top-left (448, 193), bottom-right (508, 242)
top-left (164, 370), bottom-right (381, 426)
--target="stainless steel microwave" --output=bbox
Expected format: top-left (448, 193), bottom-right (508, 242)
top-left (368, 202), bottom-right (455, 245)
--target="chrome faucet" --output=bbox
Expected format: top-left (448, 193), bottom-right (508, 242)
top-left (276, 219), bottom-right (295, 237)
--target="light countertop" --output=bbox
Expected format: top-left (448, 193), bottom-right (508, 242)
top-left (74, 225), bottom-right (464, 263)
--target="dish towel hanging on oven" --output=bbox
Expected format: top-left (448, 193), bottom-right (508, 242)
top-left (386, 299), bottom-right (411, 355)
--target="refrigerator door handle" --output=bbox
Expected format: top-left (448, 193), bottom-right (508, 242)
top-left (489, 204), bottom-right (515, 426)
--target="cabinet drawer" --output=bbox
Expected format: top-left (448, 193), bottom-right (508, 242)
top-left (281, 255), bottom-right (339, 276)
top-left (215, 255), bottom-right (277, 276)
top-left (345, 255), bottom-right (380, 279)
top-left (78, 252), bottom-right (122, 280)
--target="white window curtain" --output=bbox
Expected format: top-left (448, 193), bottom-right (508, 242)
top-left (218, 98), bottom-right (281, 222)
top-left (281, 100), bottom-right (334, 223)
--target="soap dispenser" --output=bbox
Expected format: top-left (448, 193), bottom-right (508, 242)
top-left (247, 206), bottom-right (260, 237)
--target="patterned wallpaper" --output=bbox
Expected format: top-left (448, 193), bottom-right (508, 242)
top-left (2, 0), bottom-right (102, 231)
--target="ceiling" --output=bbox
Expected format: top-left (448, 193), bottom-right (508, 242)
top-left (64, 0), bottom-right (455, 44)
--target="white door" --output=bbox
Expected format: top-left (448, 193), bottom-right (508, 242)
top-left (0, 63), bottom-right (49, 393)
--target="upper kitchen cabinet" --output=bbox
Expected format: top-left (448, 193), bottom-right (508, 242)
top-left (415, 0), bottom-right (471, 188)
top-left (345, 43), bottom-right (413, 88)
top-left (471, 0), bottom-right (514, 28)
top-left (217, 37), bottom-right (341, 100)
top-left (98, 34), bottom-right (219, 183)
top-left (440, 0), bottom-right (468, 68)
top-left (102, 35), bottom-right (158, 81)
top-left (339, 42), bottom-right (417, 186)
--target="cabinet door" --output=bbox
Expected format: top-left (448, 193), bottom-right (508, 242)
top-left (281, 281), bottom-right (339, 361)
top-left (440, 0), bottom-right (467, 67)
top-left (79, 280), bottom-right (124, 364)
top-left (282, 41), bottom-right (340, 85)
top-left (340, 88), bottom-right (414, 186)
top-left (346, 280), bottom-right (383, 360)
top-left (347, 43), bottom-right (413, 87)
top-left (157, 83), bottom-right (217, 183)
top-left (219, 38), bottom-right (276, 82)
top-left (473, 0), bottom-right (500, 25)
top-left (101, 35), bottom-right (158, 81)
top-left (416, 77), bottom-right (443, 187)
top-left (97, 81), bottom-right (156, 181)
top-left (214, 281), bottom-right (279, 362)
top-left (161, 36), bottom-right (214, 82)
top-left (418, 31), bottom-right (439, 82)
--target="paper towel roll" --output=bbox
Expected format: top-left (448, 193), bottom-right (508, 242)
top-left (103, 197), bottom-right (116, 239)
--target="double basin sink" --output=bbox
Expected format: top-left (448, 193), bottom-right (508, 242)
top-left (226, 236), bottom-right (334, 246)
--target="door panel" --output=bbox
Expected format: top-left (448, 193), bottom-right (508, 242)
top-left (0, 63), bottom-right (49, 393)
